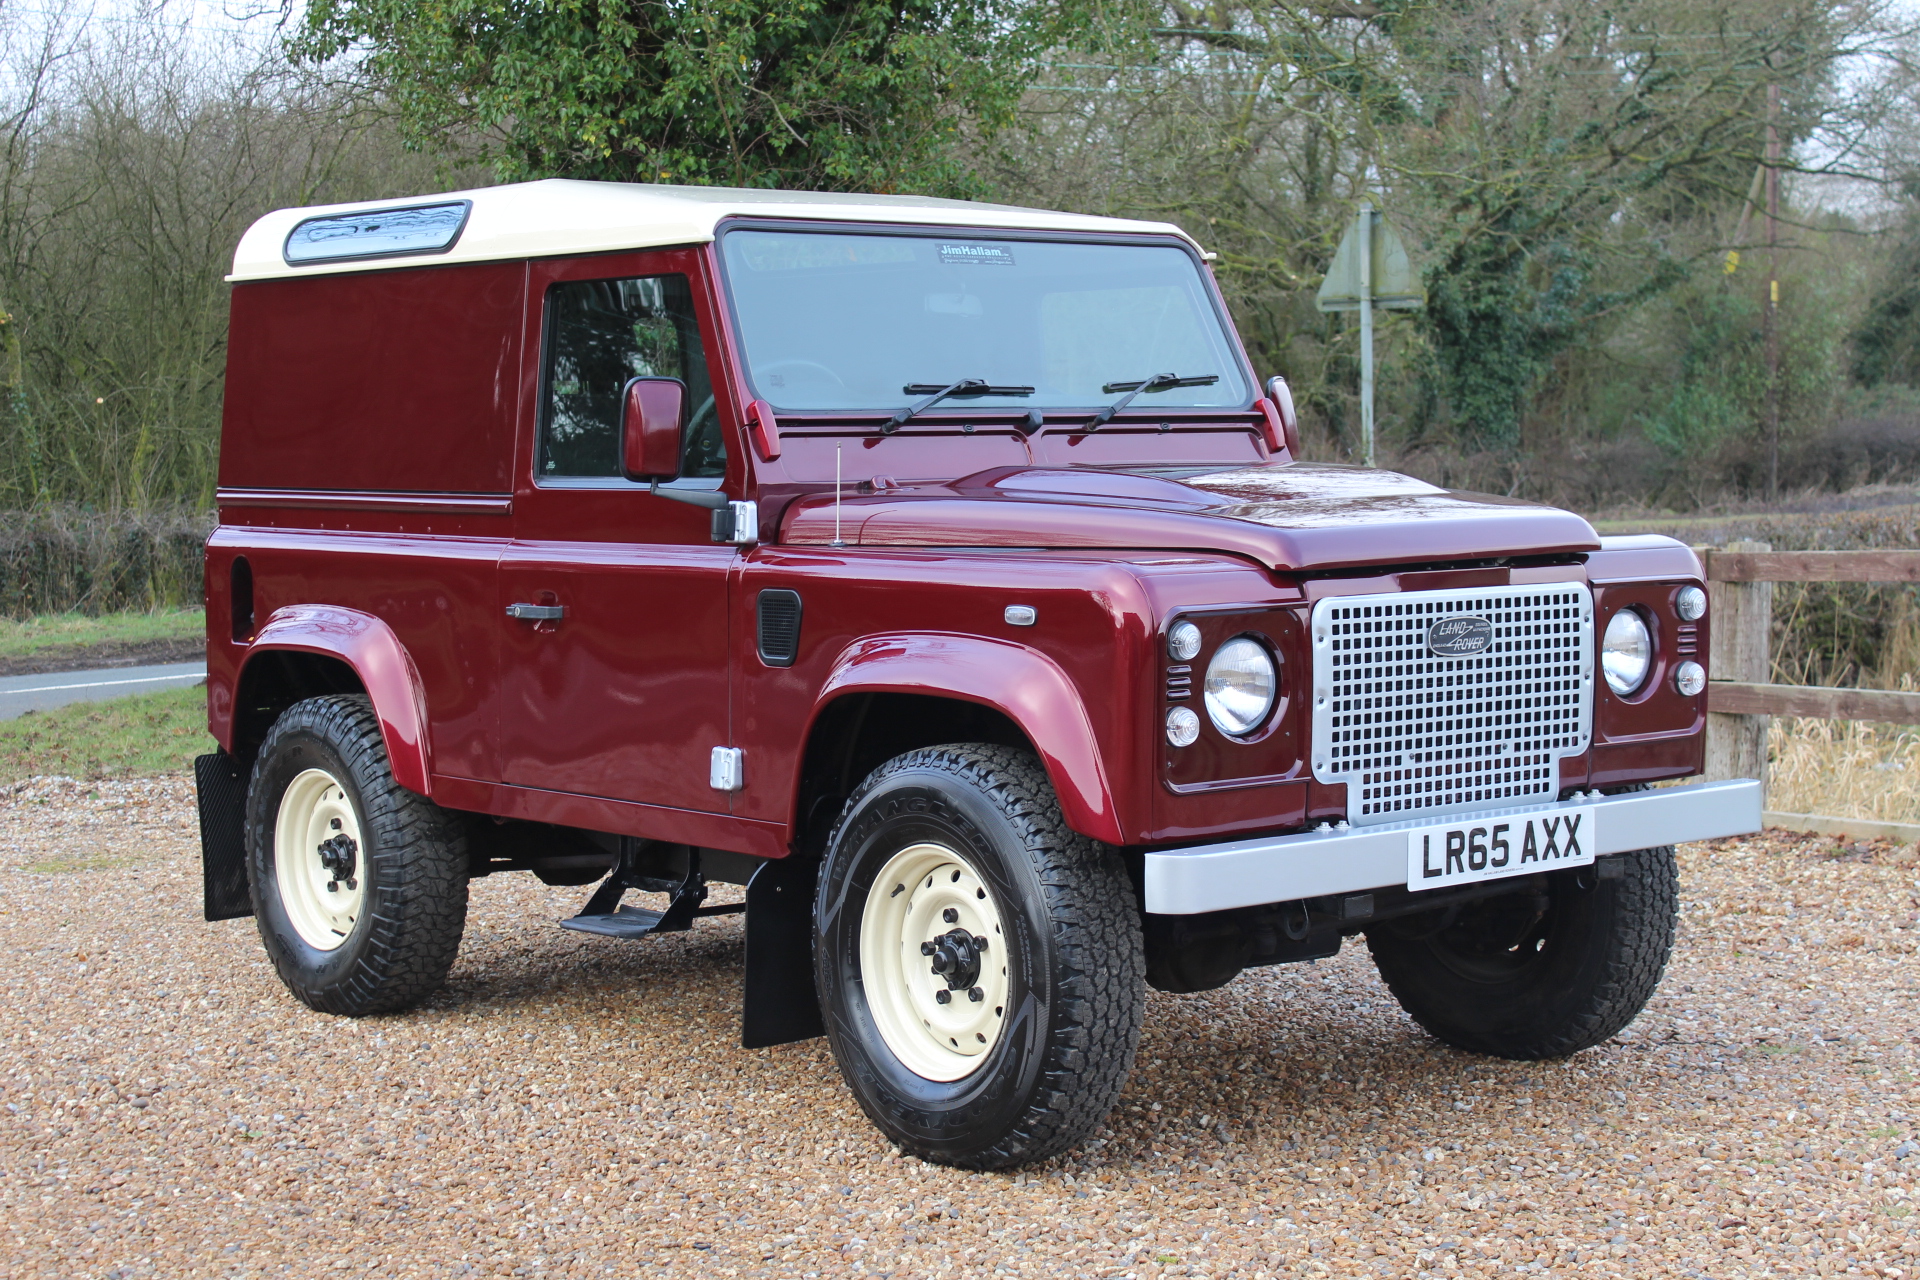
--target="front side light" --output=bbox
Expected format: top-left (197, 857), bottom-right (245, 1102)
top-left (1601, 609), bottom-right (1653, 696)
top-left (1165, 705), bottom-right (1200, 747)
top-left (1204, 637), bottom-right (1277, 736)
top-left (1674, 660), bottom-right (1706, 696)
top-left (1168, 620), bottom-right (1202, 662)
top-left (1676, 585), bottom-right (1707, 621)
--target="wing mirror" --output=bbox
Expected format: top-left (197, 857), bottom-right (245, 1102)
top-left (1264, 374), bottom-right (1300, 456)
top-left (620, 376), bottom-right (686, 481)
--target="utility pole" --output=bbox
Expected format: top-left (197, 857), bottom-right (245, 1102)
top-left (1765, 82), bottom-right (1781, 501)
top-left (1357, 202), bottom-right (1375, 468)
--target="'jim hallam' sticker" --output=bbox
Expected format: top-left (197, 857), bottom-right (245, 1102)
top-left (938, 243), bottom-right (1016, 267)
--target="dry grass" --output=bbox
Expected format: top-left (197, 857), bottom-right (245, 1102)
top-left (1768, 702), bottom-right (1920, 826)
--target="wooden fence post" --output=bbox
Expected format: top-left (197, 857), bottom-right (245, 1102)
top-left (1705, 540), bottom-right (1773, 788)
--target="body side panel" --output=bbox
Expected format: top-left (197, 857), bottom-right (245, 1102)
top-left (734, 550), bottom-right (1159, 845)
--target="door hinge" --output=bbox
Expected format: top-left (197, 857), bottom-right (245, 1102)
top-left (709, 746), bottom-right (744, 792)
top-left (711, 500), bottom-right (758, 546)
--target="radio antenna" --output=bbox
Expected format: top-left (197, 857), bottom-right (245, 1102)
top-left (832, 443), bottom-right (845, 548)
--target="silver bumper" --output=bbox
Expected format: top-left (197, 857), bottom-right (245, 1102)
top-left (1142, 779), bottom-right (1763, 915)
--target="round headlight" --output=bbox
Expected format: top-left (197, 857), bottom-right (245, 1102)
top-left (1204, 637), bottom-right (1277, 736)
top-left (1674, 660), bottom-right (1706, 697)
top-left (1676, 585), bottom-right (1707, 621)
top-left (1602, 609), bottom-right (1653, 696)
top-left (1168, 621), bottom-right (1202, 662)
top-left (1165, 705), bottom-right (1200, 747)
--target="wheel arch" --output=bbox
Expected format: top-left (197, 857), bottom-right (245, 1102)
top-left (232, 605), bottom-right (433, 796)
top-left (793, 634), bottom-right (1121, 848)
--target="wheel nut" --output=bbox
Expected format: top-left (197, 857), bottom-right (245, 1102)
top-left (935, 989), bottom-right (951, 1004)
top-left (968, 987), bottom-right (984, 1002)
top-left (920, 941), bottom-right (935, 956)
top-left (325, 882), bottom-right (338, 894)
top-left (942, 907), bottom-right (959, 924)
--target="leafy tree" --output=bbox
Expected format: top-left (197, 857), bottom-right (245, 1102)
top-left (292, 0), bottom-right (1064, 195)
top-left (1851, 204), bottom-right (1920, 387)
top-left (993, 0), bottom-right (1903, 462)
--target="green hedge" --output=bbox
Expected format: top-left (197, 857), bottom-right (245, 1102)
top-left (0, 508), bottom-right (211, 619)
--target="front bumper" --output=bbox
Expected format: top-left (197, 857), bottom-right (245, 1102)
top-left (1142, 779), bottom-right (1762, 915)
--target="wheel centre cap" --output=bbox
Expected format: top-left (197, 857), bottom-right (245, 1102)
top-left (924, 928), bottom-right (985, 990)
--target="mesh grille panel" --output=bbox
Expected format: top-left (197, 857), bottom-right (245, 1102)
top-left (1310, 582), bottom-right (1594, 826)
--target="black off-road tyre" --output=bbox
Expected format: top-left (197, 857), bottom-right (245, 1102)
top-left (1365, 845), bottom-right (1679, 1059)
top-left (246, 695), bottom-right (469, 1016)
top-left (814, 744), bottom-right (1145, 1169)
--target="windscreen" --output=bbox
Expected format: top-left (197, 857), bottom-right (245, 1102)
top-left (720, 229), bottom-right (1251, 414)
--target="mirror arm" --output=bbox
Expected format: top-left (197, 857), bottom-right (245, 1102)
top-left (648, 480), bottom-right (730, 510)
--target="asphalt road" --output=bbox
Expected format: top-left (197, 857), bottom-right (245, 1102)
top-left (0, 661), bottom-right (206, 721)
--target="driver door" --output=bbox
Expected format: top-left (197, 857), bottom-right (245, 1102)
top-left (499, 249), bottom-right (738, 813)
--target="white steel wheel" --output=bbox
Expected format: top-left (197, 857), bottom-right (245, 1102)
top-left (858, 842), bottom-right (1010, 1082)
top-left (273, 768), bottom-right (366, 951)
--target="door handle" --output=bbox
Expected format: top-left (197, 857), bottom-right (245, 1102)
top-left (506, 603), bottom-right (566, 621)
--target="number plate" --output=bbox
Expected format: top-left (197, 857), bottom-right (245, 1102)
top-left (1406, 806), bottom-right (1596, 891)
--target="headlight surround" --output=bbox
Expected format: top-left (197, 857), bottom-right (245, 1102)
top-left (1203, 636), bottom-right (1278, 736)
top-left (1602, 609), bottom-right (1653, 696)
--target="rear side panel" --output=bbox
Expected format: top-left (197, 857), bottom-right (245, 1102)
top-left (221, 262), bottom-right (526, 493)
top-left (211, 261), bottom-right (527, 782)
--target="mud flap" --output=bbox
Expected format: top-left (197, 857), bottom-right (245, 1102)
top-left (195, 751), bottom-right (252, 921)
top-left (742, 855), bottom-right (824, 1049)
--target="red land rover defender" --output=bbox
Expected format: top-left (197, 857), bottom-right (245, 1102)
top-left (197, 181), bottom-right (1761, 1169)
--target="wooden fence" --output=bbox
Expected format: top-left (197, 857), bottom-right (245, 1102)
top-left (1701, 540), bottom-right (1920, 842)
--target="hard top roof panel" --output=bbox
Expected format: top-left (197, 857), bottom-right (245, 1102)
top-left (228, 179), bottom-right (1200, 282)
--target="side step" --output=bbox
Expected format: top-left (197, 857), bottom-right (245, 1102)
top-left (560, 839), bottom-right (744, 940)
top-left (562, 901), bottom-right (745, 939)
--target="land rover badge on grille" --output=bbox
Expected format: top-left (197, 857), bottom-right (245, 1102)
top-left (1427, 614), bottom-right (1493, 657)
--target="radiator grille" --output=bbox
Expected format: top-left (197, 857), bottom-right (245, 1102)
top-left (1310, 582), bottom-right (1594, 825)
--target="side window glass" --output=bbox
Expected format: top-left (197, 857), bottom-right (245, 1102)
top-left (540, 274), bottom-right (725, 478)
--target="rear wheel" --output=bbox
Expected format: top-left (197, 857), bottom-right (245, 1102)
top-left (1365, 846), bottom-right (1678, 1059)
top-left (246, 695), bottom-right (469, 1016)
top-left (814, 744), bottom-right (1144, 1169)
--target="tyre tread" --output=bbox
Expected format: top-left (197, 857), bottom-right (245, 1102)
top-left (1369, 845), bottom-right (1679, 1059)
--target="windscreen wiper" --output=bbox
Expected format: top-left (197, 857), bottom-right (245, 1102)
top-left (885, 378), bottom-right (1035, 433)
top-left (1089, 372), bottom-right (1220, 428)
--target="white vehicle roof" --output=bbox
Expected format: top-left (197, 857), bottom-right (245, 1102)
top-left (228, 178), bottom-right (1202, 282)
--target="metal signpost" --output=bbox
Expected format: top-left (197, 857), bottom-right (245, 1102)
top-left (1315, 202), bottom-right (1425, 467)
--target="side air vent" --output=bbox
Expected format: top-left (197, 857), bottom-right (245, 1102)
top-left (757, 589), bottom-right (803, 667)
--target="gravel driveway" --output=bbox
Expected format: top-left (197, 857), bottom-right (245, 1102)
top-left (2, 775), bottom-right (1916, 1279)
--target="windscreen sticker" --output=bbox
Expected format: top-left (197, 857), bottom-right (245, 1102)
top-left (938, 243), bottom-right (1016, 268)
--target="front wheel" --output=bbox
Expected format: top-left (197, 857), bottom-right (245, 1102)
top-left (814, 745), bottom-right (1144, 1169)
top-left (1365, 845), bottom-right (1679, 1059)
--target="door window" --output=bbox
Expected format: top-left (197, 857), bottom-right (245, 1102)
top-left (539, 274), bottom-right (725, 478)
